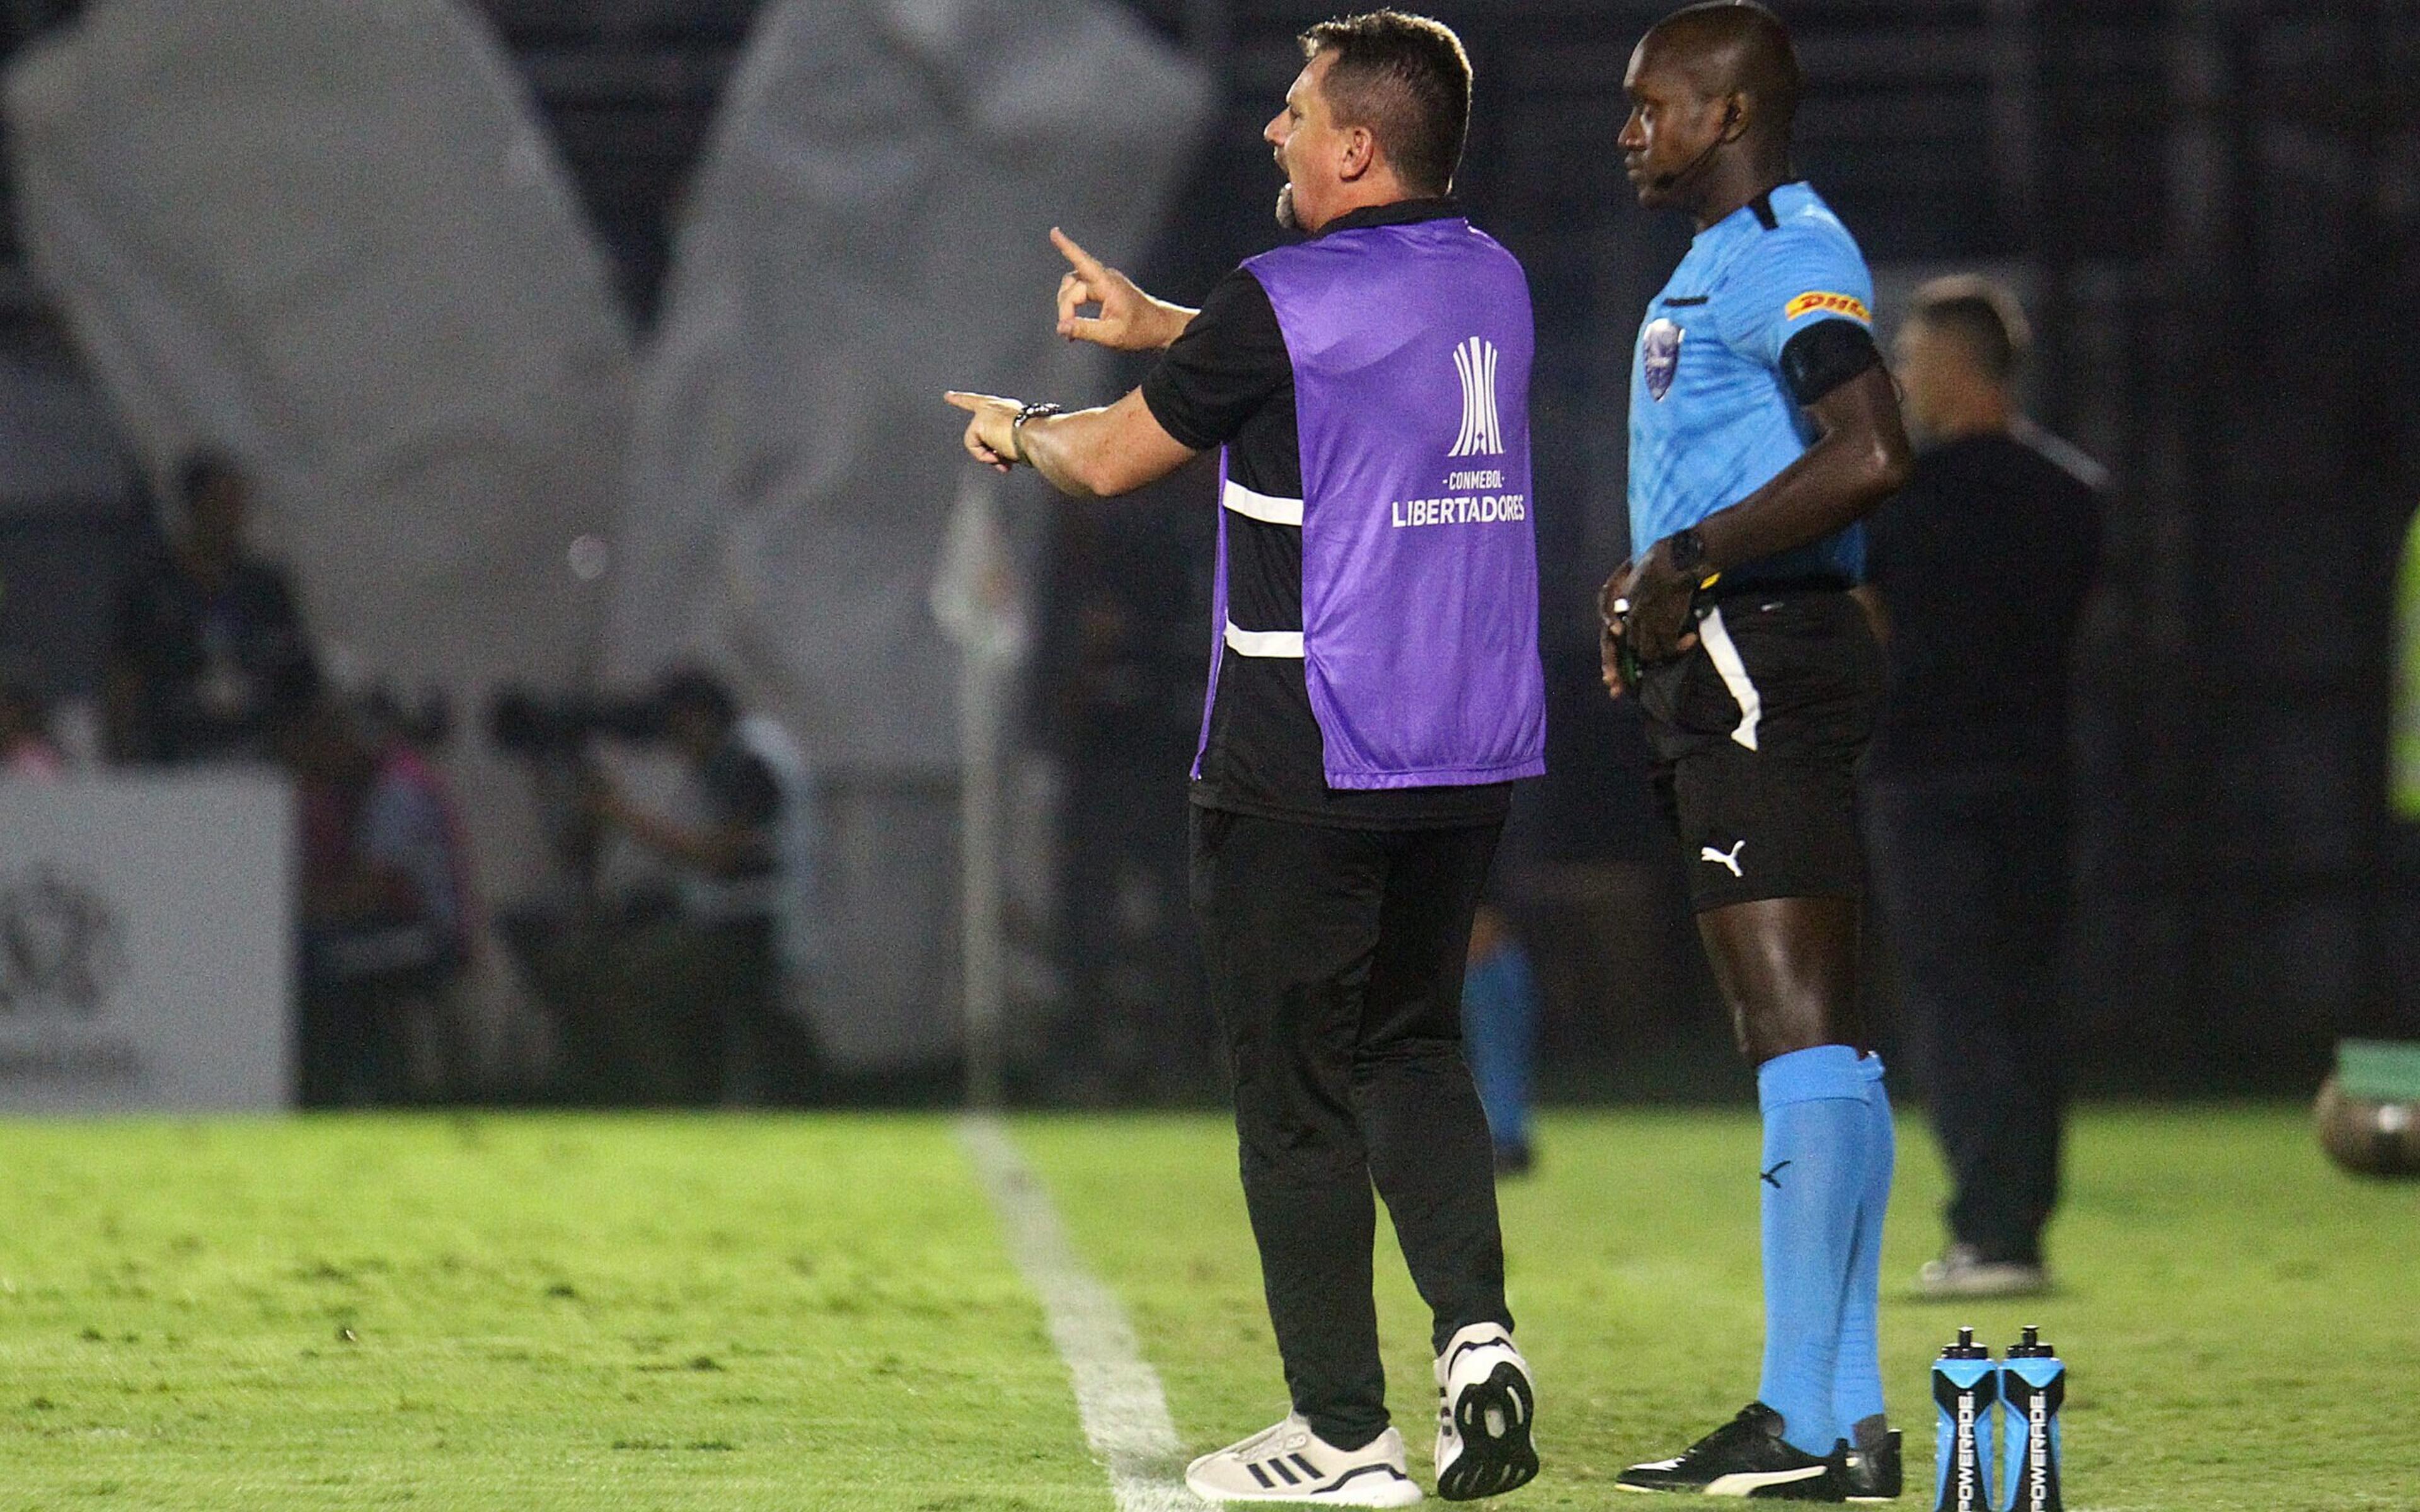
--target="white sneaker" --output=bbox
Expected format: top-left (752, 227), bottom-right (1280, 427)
top-left (1915, 1243), bottom-right (2050, 1299)
top-left (1432, 1324), bottom-right (1539, 1501)
top-left (1184, 1414), bottom-right (1423, 1506)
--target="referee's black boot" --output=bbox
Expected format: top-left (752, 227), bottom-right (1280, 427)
top-left (1615, 1402), bottom-right (1847, 1499)
top-left (1841, 1421), bottom-right (1901, 1502)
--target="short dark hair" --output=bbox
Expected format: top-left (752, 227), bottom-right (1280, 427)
top-left (1907, 275), bottom-right (2032, 382)
top-left (176, 449), bottom-right (246, 512)
top-left (1299, 11), bottom-right (1472, 197)
top-left (1645, 2), bottom-right (1802, 140)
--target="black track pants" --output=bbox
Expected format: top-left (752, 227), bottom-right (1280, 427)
top-left (1189, 805), bottom-right (1512, 1448)
top-left (1864, 765), bottom-right (2069, 1264)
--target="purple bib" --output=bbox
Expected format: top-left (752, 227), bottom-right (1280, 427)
top-left (1206, 217), bottom-right (1545, 789)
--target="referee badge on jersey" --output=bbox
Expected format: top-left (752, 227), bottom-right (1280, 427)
top-left (1643, 318), bottom-right (1684, 402)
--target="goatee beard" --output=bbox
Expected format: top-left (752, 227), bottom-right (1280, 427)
top-left (1275, 182), bottom-right (1299, 232)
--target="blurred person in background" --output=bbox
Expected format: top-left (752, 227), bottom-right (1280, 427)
top-left (0, 675), bottom-right (65, 778)
top-left (945, 13), bottom-right (1543, 1502)
top-left (287, 694), bottom-right (474, 1106)
top-left (105, 451), bottom-right (318, 765)
top-left (1461, 901), bottom-right (1540, 1176)
top-left (2394, 504), bottom-right (2420, 1037)
top-left (1035, 502), bottom-right (1211, 1101)
top-left (578, 667), bottom-right (815, 1106)
top-left (1860, 275), bottom-right (2106, 1298)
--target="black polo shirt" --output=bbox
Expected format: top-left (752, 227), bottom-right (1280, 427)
top-left (1139, 198), bottom-right (1512, 831)
top-left (1862, 425), bottom-right (2106, 773)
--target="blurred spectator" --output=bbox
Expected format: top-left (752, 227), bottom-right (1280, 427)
top-left (573, 667), bottom-right (815, 1104)
top-left (1860, 276), bottom-right (2105, 1298)
top-left (0, 677), bottom-right (65, 779)
top-left (1463, 901), bottom-right (1540, 1175)
top-left (2390, 503), bottom-right (2420, 1037)
top-left (1035, 498), bottom-right (1209, 1100)
top-left (105, 451), bottom-right (317, 764)
top-left (2397, 505), bottom-right (2420, 824)
top-left (287, 695), bottom-right (474, 1106)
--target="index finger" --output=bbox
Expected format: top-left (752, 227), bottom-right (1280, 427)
top-left (1051, 226), bottom-right (1109, 282)
top-left (1056, 272), bottom-right (1092, 329)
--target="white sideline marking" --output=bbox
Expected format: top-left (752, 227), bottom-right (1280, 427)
top-left (961, 1115), bottom-right (1206, 1511)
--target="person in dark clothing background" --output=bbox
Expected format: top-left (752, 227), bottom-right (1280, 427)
top-left (105, 452), bottom-right (318, 764)
top-left (1859, 274), bottom-right (2106, 1298)
top-left (287, 694), bottom-right (474, 1105)
top-left (1035, 500), bottom-right (1212, 1101)
top-left (577, 667), bottom-right (814, 1105)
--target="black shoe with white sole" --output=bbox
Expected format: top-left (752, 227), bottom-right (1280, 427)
top-left (1842, 1428), bottom-right (1900, 1501)
top-left (1616, 1402), bottom-right (1846, 1499)
top-left (1433, 1323), bottom-right (1539, 1501)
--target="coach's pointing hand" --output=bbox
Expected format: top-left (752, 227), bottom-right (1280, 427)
top-left (1052, 228), bottom-right (1195, 352)
top-left (945, 391), bottom-right (1023, 474)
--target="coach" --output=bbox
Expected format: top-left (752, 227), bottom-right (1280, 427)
top-left (946, 13), bottom-right (1543, 1504)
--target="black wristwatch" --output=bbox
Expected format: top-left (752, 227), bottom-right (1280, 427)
top-left (1010, 401), bottom-right (1064, 465)
top-left (1662, 525), bottom-right (1707, 576)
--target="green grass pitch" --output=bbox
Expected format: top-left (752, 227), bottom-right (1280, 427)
top-left (0, 1107), bottom-right (2411, 1510)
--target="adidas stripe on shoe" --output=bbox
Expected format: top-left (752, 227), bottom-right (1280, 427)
top-left (1185, 1414), bottom-right (1424, 1506)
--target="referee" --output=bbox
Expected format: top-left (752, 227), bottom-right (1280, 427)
top-left (947, 13), bottom-right (1543, 1505)
top-left (1597, 4), bottom-right (1913, 1500)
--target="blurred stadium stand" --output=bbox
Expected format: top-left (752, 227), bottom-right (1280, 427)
top-left (0, 3), bottom-right (132, 719)
top-left (0, 1), bottom-right (2411, 1101)
top-left (473, 0), bottom-right (766, 324)
top-left (0, 1), bottom-right (76, 260)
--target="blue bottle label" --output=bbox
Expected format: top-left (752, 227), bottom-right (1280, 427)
top-left (1999, 1360), bottom-right (2065, 1512)
top-left (1932, 1360), bottom-right (1998, 1512)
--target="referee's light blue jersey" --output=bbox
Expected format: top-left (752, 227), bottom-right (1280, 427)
top-left (1628, 181), bottom-right (1876, 583)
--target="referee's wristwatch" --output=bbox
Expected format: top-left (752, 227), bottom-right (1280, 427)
top-left (1662, 525), bottom-right (1707, 577)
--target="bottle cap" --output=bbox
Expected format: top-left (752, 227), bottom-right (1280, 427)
top-left (1939, 1326), bottom-right (1989, 1360)
top-left (2007, 1324), bottom-right (2056, 1359)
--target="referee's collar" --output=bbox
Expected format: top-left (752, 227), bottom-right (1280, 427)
top-left (1310, 196), bottom-right (1463, 239)
top-left (1697, 180), bottom-right (1816, 243)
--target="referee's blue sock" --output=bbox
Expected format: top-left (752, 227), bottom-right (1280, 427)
top-left (1831, 1053), bottom-right (1895, 1439)
top-left (1755, 1043), bottom-right (1869, 1458)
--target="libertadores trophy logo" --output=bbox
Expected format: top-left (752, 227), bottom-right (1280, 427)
top-left (1448, 336), bottom-right (1505, 458)
top-left (0, 864), bottom-right (127, 1019)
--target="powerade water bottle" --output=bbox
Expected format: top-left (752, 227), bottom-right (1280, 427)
top-left (1999, 1327), bottom-right (2065, 1512)
top-left (1933, 1327), bottom-right (1997, 1512)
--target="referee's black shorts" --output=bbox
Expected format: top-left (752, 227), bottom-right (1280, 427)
top-left (1636, 586), bottom-right (1881, 912)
